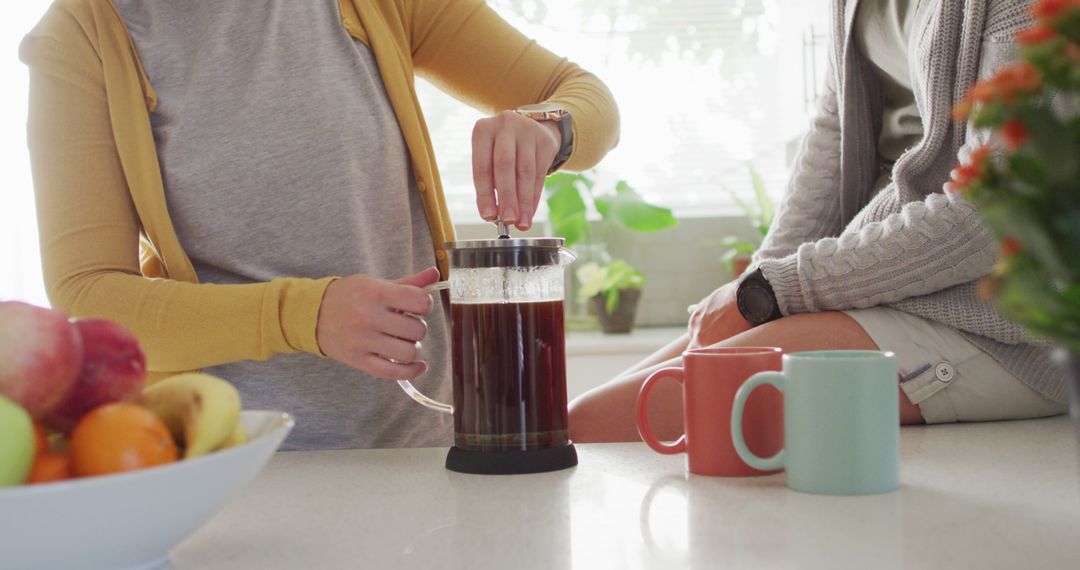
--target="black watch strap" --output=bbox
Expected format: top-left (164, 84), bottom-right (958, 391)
top-left (549, 111), bottom-right (573, 174)
top-left (736, 268), bottom-right (782, 326)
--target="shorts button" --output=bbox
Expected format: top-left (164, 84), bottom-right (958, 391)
top-left (934, 362), bottom-right (956, 384)
top-left (417, 181), bottom-right (427, 192)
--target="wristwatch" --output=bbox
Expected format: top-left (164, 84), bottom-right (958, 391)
top-left (736, 268), bottom-right (782, 326)
top-left (514, 102), bottom-right (573, 174)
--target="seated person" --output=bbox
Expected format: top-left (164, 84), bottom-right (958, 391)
top-left (569, 0), bottom-right (1067, 442)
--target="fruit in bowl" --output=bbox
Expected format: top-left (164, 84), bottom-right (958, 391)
top-left (0, 395), bottom-right (35, 486)
top-left (0, 303), bottom-right (250, 482)
top-left (0, 410), bottom-right (294, 570)
top-left (45, 319), bottom-right (148, 434)
top-left (142, 373), bottom-right (245, 458)
top-left (0, 302), bottom-right (294, 569)
top-left (0, 302), bottom-right (83, 418)
top-left (70, 402), bottom-right (179, 477)
top-left (12, 372), bottom-right (248, 484)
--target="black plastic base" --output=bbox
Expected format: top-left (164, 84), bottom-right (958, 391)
top-left (445, 444), bottom-right (578, 475)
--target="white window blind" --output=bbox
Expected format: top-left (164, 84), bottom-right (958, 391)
top-left (419, 0), bottom-right (831, 224)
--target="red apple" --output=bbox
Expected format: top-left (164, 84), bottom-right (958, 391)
top-left (44, 319), bottom-right (148, 433)
top-left (0, 301), bottom-right (83, 418)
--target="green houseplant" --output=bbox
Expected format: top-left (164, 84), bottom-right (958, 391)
top-left (951, 0), bottom-right (1080, 438)
top-left (544, 171), bottom-right (678, 333)
top-left (575, 259), bottom-right (645, 334)
top-left (718, 166), bottom-right (775, 277)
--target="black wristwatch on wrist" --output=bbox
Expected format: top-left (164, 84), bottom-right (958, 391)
top-left (736, 268), bottom-right (782, 327)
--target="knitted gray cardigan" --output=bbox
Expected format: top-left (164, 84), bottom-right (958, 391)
top-left (752, 0), bottom-right (1066, 402)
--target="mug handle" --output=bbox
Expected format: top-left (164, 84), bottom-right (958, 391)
top-left (731, 371), bottom-right (786, 471)
top-left (636, 367), bottom-right (686, 454)
top-left (397, 281), bottom-right (453, 414)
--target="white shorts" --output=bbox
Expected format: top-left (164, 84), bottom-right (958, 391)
top-left (843, 307), bottom-right (1066, 424)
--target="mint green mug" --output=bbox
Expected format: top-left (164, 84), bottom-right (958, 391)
top-left (731, 350), bottom-right (900, 495)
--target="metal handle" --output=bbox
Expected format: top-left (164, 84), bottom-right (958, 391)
top-left (397, 281), bottom-right (453, 414)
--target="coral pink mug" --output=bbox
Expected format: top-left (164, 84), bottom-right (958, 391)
top-left (636, 347), bottom-right (784, 476)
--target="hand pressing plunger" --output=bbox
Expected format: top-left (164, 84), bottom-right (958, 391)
top-left (472, 110), bottom-right (562, 231)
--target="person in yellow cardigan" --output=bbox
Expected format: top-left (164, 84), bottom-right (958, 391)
top-left (21, 0), bottom-right (618, 450)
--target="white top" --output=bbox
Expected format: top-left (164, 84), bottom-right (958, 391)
top-left (172, 417), bottom-right (1080, 569)
top-left (854, 0), bottom-right (927, 163)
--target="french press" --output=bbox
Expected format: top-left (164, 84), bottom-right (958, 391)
top-left (398, 232), bottom-right (578, 474)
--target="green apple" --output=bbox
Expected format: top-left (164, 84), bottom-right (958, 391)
top-left (0, 394), bottom-right (34, 486)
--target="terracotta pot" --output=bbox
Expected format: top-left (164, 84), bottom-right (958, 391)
top-left (733, 257), bottom-right (752, 278)
top-left (589, 288), bottom-right (642, 334)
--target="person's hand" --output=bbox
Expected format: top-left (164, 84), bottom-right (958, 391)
top-left (472, 110), bottom-right (561, 231)
top-left (315, 267), bottom-right (440, 380)
top-left (687, 282), bottom-right (752, 349)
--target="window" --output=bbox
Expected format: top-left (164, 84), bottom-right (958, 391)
top-left (420, 0), bottom-right (830, 224)
top-left (0, 0), bottom-right (830, 304)
top-left (1, 3), bottom-right (51, 306)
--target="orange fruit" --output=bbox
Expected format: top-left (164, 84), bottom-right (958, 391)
top-left (32, 421), bottom-right (48, 457)
top-left (28, 453), bottom-right (72, 484)
top-left (69, 403), bottom-right (178, 477)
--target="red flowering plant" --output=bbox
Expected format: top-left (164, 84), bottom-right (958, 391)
top-left (950, 0), bottom-right (1080, 351)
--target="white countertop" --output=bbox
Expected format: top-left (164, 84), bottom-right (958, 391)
top-left (172, 417), bottom-right (1080, 570)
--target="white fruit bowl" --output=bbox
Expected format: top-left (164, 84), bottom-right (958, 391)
top-left (0, 410), bottom-right (293, 570)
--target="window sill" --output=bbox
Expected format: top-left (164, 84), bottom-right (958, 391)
top-left (565, 326), bottom-right (683, 356)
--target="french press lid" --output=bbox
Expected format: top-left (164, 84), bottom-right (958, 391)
top-left (444, 237), bottom-right (566, 269)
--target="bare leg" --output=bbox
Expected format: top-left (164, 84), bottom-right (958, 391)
top-left (570, 351), bottom-right (689, 445)
top-left (568, 312), bottom-right (924, 443)
top-left (563, 334), bottom-right (691, 444)
top-left (618, 333), bottom-right (690, 378)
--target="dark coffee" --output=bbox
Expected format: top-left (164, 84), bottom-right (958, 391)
top-left (451, 300), bottom-right (569, 452)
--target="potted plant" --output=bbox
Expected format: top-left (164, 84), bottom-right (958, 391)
top-left (575, 259), bottom-right (645, 334)
top-left (544, 171), bottom-right (678, 332)
top-left (950, 0), bottom-right (1080, 439)
top-left (719, 165), bottom-right (775, 277)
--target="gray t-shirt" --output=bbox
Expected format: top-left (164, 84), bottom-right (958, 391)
top-left (114, 0), bottom-right (453, 450)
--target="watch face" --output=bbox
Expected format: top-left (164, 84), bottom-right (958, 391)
top-left (741, 284), bottom-right (774, 323)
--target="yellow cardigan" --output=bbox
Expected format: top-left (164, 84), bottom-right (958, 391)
top-left (21, 0), bottom-right (618, 376)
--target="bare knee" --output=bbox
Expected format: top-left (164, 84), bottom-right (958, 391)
top-left (569, 375), bottom-right (685, 444)
top-left (719, 313), bottom-right (925, 425)
top-left (718, 311), bottom-right (877, 354)
top-left (568, 389), bottom-right (635, 443)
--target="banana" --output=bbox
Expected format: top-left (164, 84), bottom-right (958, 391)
top-left (141, 372), bottom-right (241, 459)
top-left (217, 420), bottom-right (249, 451)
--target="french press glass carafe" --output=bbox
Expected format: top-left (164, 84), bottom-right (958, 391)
top-left (398, 236), bottom-right (578, 474)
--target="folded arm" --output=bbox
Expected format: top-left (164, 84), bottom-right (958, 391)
top-left (757, 187), bottom-right (996, 315)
